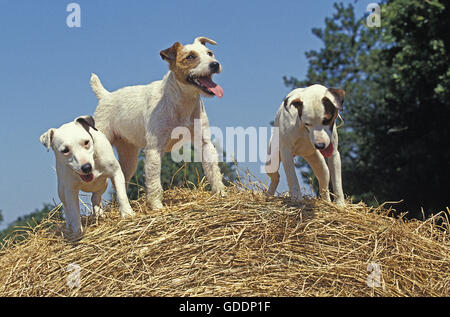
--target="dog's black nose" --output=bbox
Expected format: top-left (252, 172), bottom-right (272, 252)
top-left (209, 62), bottom-right (220, 73)
top-left (315, 143), bottom-right (326, 150)
top-left (81, 163), bottom-right (92, 174)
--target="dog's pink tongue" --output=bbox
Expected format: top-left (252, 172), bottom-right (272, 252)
top-left (81, 174), bottom-right (94, 183)
top-left (319, 143), bottom-right (334, 158)
top-left (198, 77), bottom-right (223, 98)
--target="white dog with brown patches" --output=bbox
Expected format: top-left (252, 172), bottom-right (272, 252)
top-left (90, 37), bottom-right (225, 210)
top-left (40, 116), bottom-right (135, 237)
top-left (266, 84), bottom-right (345, 205)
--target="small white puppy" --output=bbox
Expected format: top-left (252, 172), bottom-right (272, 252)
top-left (40, 116), bottom-right (135, 236)
top-left (90, 36), bottom-right (225, 210)
top-left (266, 84), bottom-right (345, 205)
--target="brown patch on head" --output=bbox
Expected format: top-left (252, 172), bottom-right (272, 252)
top-left (283, 97), bottom-right (290, 111)
top-left (291, 99), bottom-right (303, 118)
top-left (322, 97), bottom-right (338, 126)
top-left (160, 42), bottom-right (182, 62)
top-left (284, 97), bottom-right (303, 118)
top-left (327, 88), bottom-right (345, 110)
top-left (160, 42), bottom-right (201, 85)
top-left (75, 115), bottom-right (97, 142)
top-left (75, 115), bottom-right (97, 132)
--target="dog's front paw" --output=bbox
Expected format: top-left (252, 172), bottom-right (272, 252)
top-left (212, 184), bottom-right (227, 197)
top-left (335, 198), bottom-right (346, 207)
top-left (216, 187), bottom-right (227, 198)
top-left (93, 205), bottom-right (105, 218)
top-left (290, 192), bottom-right (303, 202)
top-left (148, 199), bottom-right (164, 210)
top-left (120, 207), bottom-right (136, 219)
top-left (65, 228), bottom-right (83, 242)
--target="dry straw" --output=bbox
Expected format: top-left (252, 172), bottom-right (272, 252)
top-left (0, 176), bottom-right (448, 297)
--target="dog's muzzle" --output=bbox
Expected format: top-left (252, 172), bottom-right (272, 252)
top-left (79, 163), bottom-right (94, 182)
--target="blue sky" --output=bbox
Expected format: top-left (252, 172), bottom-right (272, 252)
top-left (0, 0), bottom-right (371, 229)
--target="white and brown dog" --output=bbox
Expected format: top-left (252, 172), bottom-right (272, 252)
top-left (266, 84), bottom-right (345, 205)
top-left (40, 116), bottom-right (135, 237)
top-left (90, 37), bottom-right (225, 210)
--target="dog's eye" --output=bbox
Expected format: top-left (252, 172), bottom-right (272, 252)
top-left (186, 55), bottom-right (196, 60)
top-left (207, 51), bottom-right (213, 57)
top-left (84, 140), bottom-right (90, 146)
top-left (61, 147), bottom-right (70, 154)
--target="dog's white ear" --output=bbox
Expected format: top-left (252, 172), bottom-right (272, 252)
top-left (75, 115), bottom-right (98, 132)
top-left (284, 96), bottom-right (303, 118)
top-left (194, 37), bottom-right (217, 46)
top-left (160, 42), bottom-right (182, 61)
top-left (325, 88), bottom-right (345, 110)
top-left (40, 129), bottom-right (55, 152)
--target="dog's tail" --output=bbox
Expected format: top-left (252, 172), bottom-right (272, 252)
top-left (90, 73), bottom-right (109, 100)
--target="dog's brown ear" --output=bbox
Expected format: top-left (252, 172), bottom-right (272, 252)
top-left (284, 97), bottom-right (303, 118)
top-left (326, 88), bottom-right (345, 110)
top-left (322, 97), bottom-right (338, 123)
top-left (75, 115), bottom-right (98, 132)
top-left (160, 42), bottom-right (182, 61)
top-left (40, 129), bottom-right (55, 152)
top-left (194, 37), bottom-right (217, 46)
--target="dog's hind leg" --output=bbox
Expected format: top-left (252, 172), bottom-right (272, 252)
top-left (304, 152), bottom-right (331, 202)
top-left (267, 171), bottom-right (280, 196)
top-left (115, 138), bottom-right (140, 185)
top-left (91, 183), bottom-right (107, 217)
top-left (266, 134), bottom-right (281, 195)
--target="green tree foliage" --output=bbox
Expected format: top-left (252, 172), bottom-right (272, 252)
top-left (284, 1), bottom-right (450, 217)
top-left (0, 209), bottom-right (3, 224)
top-left (127, 149), bottom-right (236, 200)
top-left (0, 203), bottom-right (57, 245)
